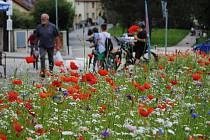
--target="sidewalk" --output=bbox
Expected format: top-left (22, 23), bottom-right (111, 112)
top-left (0, 32), bottom-right (197, 78)
top-left (153, 33), bottom-right (196, 54)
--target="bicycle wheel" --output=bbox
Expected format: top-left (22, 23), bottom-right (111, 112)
top-left (105, 51), bottom-right (122, 71)
top-left (142, 51), bottom-right (158, 64)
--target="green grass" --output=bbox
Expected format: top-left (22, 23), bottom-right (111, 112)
top-left (151, 28), bottom-right (189, 47)
top-left (108, 25), bottom-right (126, 37)
top-left (109, 25), bottom-right (189, 47)
top-left (195, 30), bottom-right (210, 44)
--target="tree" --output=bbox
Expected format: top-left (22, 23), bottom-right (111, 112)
top-left (31, 0), bottom-right (75, 30)
top-left (101, 0), bottom-right (145, 28)
top-left (12, 9), bottom-right (36, 29)
top-left (101, 0), bottom-right (210, 29)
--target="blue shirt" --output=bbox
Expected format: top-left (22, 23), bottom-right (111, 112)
top-left (36, 22), bottom-right (59, 48)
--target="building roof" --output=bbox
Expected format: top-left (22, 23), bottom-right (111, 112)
top-left (75, 0), bottom-right (101, 2)
top-left (13, 0), bottom-right (37, 11)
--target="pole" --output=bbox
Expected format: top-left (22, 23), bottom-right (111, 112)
top-left (165, 9), bottom-right (168, 55)
top-left (55, 0), bottom-right (58, 29)
top-left (145, 0), bottom-right (151, 59)
top-left (8, 27), bottom-right (10, 52)
top-left (3, 0), bottom-right (8, 52)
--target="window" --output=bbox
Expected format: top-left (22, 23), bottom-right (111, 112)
top-left (86, 13), bottom-right (89, 18)
top-left (92, 13), bottom-right (95, 19)
top-left (77, 2), bottom-right (79, 5)
top-left (92, 2), bottom-right (94, 8)
top-left (16, 31), bottom-right (26, 48)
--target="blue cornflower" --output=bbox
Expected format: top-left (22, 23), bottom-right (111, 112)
top-left (208, 111), bottom-right (210, 115)
top-left (101, 130), bottom-right (110, 137)
top-left (158, 128), bottom-right (164, 135)
top-left (191, 113), bottom-right (199, 118)
top-left (125, 94), bottom-right (132, 100)
top-left (63, 90), bottom-right (68, 96)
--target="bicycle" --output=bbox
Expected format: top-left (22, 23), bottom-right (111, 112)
top-left (110, 34), bottom-right (158, 70)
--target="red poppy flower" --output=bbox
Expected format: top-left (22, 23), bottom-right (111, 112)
top-left (192, 73), bottom-right (202, 81)
top-left (61, 76), bottom-right (78, 84)
top-left (157, 104), bottom-right (166, 110)
top-left (25, 102), bottom-right (33, 110)
top-left (0, 99), bottom-right (3, 104)
top-left (144, 82), bottom-right (152, 89)
top-left (165, 85), bottom-right (172, 90)
top-left (12, 79), bottom-right (23, 85)
top-left (81, 73), bottom-right (98, 85)
top-left (7, 91), bottom-right (19, 102)
top-left (16, 98), bottom-right (23, 104)
top-left (124, 67), bottom-right (129, 70)
top-left (167, 56), bottom-right (175, 62)
top-left (89, 87), bottom-right (97, 93)
top-left (78, 93), bottom-right (91, 100)
top-left (70, 62), bottom-right (78, 70)
top-left (25, 56), bottom-right (35, 63)
top-left (101, 105), bottom-right (107, 110)
top-left (13, 121), bottom-right (23, 132)
top-left (159, 65), bottom-right (164, 70)
top-left (133, 83), bottom-right (141, 88)
top-left (105, 77), bottom-right (112, 82)
top-left (77, 136), bottom-right (85, 140)
top-left (138, 86), bottom-right (145, 92)
top-left (0, 132), bottom-right (7, 140)
top-left (170, 80), bottom-right (178, 85)
top-left (39, 92), bottom-right (47, 98)
top-left (70, 71), bottom-right (80, 77)
top-left (160, 74), bottom-right (166, 79)
top-left (147, 94), bottom-right (154, 100)
top-left (138, 106), bottom-right (154, 117)
top-left (60, 68), bottom-right (65, 73)
top-left (99, 105), bottom-right (107, 113)
top-left (51, 80), bottom-right (62, 87)
top-left (114, 58), bottom-right (121, 64)
top-left (35, 84), bottom-right (42, 88)
top-left (55, 60), bottom-right (63, 67)
top-left (98, 69), bottom-right (109, 76)
top-left (36, 128), bottom-right (44, 135)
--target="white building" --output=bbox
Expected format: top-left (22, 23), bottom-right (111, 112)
top-left (67, 0), bottom-right (104, 28)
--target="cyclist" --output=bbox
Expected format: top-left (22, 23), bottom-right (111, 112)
top-left (133, 24), bottom-right (147, 64)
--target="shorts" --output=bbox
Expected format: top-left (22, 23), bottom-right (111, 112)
top-left (97, 52), bottom-right (105, 61)
top-left (135, 45), bottom-right (147, 59)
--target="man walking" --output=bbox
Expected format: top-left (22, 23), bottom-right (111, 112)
top-left (36, 13), bottom-right (60, 78)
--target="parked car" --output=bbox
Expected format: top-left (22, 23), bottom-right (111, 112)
top-left (193, 38), bottom-right (210, 54)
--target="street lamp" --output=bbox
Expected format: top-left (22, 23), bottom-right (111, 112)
top-left (55, 0), bottom-right (58, 29)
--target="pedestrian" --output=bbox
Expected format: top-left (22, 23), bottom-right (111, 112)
top-left (134, 24), bottom-right (147, 64)
top-left (87, 27), bottom-right (100, 70)
top-left (98, 23), bottom-right (112, 68)
top-left (35, 13), bottom-right (61, 78)
top-left (27, 30), bottom-right (38, 70)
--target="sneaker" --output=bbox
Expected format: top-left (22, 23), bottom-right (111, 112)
top-left (40, 71), bottom-right (45, 78)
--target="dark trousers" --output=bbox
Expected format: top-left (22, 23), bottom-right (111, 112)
top-left (39, 47), bottom-right (54, 71)
top-left (30, 45), bottom-right (38, 70)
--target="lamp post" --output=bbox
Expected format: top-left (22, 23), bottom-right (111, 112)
top-left (55, 0), bottom-right (58, 29)
top-left (161, 0), bottom-right (168, 54)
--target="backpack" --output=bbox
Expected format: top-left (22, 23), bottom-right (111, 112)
top-left (105, 37), bottom-right (113, 56)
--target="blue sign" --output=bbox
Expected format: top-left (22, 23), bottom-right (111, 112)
top-left (0, 1), bottom-right (9, 11)
top-left (161, 0), bottom-right (168, 18)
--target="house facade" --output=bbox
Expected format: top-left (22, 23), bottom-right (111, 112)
top-left (67, 0), bottom-right (104, 28)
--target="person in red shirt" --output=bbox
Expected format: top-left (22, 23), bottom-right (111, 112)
top-left (28, 30), bottom-right (39, 70)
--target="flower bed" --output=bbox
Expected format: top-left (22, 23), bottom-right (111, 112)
top-left (0, 51), bottom-right (209, 140)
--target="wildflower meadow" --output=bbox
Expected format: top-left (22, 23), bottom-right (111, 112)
top-left (0, 50), bottom-right (209, 140)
